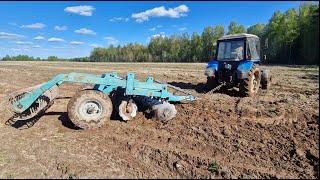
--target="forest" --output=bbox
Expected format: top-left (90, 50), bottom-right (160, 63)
top-left (1, 3), bottom-right (318, 65)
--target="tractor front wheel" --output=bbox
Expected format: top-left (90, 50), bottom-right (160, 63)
top-left (206, 77), bottom-right (219, 91)
top-left (239, 65), bottom-right (261, 97)
top-left (67, 90), bottom-right (113, 130)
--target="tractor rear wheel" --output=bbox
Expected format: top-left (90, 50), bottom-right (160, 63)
top-left (67, 90), bottom-right (113, 130)
top-left (239, 65), bottom-right (261, 97)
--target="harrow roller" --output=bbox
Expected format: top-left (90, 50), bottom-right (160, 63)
top-left (7, 84), bottom-right (59, 121)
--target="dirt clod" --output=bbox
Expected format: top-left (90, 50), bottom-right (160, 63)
top-left (296, 148), bottom-right (305, 158)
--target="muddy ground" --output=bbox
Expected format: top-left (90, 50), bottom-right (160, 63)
top-left (0, 61), bottom-right (318, 179)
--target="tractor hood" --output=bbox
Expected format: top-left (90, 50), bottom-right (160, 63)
top-left (207, 60), bottom-right (219, 70)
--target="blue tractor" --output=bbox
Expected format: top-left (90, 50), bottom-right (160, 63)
top-left (205, 33), bottom-right (271, 97)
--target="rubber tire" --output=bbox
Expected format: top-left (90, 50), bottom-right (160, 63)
top-left (206, 77), bottom-right (219, 90)
top-left (239, 65), bottom-right (261, 97)
top-left (261, 74), bottom-right (272, 90)
top-left (67, 90), bottom-right (113, 130)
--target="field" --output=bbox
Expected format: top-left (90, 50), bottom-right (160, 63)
top-left (0, 61), bottom-right (319, 178)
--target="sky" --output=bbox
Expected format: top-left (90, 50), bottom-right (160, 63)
top-left (0, 1), bottom-right (307, 59)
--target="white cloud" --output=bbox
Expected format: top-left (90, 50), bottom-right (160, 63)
top-left (109, 17), bottom-right (129, 22)
top-left (54, 25), bottom-right (68, 31)
top-left (32, 45), bottom-right (41, 48)
top-left (151, 32), bottom-right (166, 38)
top-left (52, 46), bottom-right (75, 49)
top-left (48, 37), bottom-right (65, 42)
top-left (178, 27), bottom-right (187, 31)
top-left (104, 36), bottom-right (119, 45)
top-left (64, 5), bottom-right (95, 16)
top-left (0, 32), bottom-right (25, 39)
top-left (132, 5), bottom-right (189, 23)
top-left (149, 25), bottom-right (163, 31)
top-left (74, 28), bottom-right (96, 35)
top-left (10, 48), bottom-right (21, 51)
top-left (34, 36), bottom-right (45, 40)
top-left (10, 48), bottom-right (29, 52)
top-left (15, 41), bottom-right (33, 45)
top-left (21, 23), bottom-right (46, 29)
top-left (70, 41), bottom-right (84, 45)
top-left (89, 44), bottom-right (102, 48)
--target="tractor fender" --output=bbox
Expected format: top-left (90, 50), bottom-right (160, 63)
top-left (237, 60), bottom-right (259, 79)
top-left (205, 60), bottom-right (218, 77)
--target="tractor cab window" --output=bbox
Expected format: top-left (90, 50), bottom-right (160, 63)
top-left (247, 38), bottom-right (260, 60)
top-left (217, 40), bottom-right (245, 61)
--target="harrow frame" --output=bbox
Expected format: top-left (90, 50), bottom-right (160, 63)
top-left (12, 72), bottom-right (195, 114)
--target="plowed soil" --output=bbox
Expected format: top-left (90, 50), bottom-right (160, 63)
top-left (0, 61), bottom-right (318, 179)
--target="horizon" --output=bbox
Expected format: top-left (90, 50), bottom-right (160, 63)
top-left (0, 1), bottom-right (313, 59)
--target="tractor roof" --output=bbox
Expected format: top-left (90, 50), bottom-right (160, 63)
top-left (218, 33), bottom-right (259, 40)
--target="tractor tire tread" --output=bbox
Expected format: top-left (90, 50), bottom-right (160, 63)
top-left (206, 77), bottom-right (218, 91)
top-left (239, 64), bottom-right (261, 97)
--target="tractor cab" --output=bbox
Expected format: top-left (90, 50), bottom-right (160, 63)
top-left (205, 33), bottom-right (271, 97)
top-left (216, 33), bottom-right (260, 62)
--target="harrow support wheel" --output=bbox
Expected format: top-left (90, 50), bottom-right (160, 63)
top-left (67, 90), bottom-right (113, 130)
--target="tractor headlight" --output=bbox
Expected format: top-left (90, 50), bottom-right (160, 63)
top-left (224, 63), bottom-right (232, 70)
top-left (205, 68), bottom-right (215, 77)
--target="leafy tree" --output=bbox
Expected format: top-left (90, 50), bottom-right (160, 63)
top-left (227, 21), bottom-right (247, 35)
top-left (190, 32), bottom-right (202, 62)
top-left (47, 56), bottom-right (59, 61)
top-left (13, 55), bottom-right (34, 61)
top-left (2, 55), bottom-right (12, 61)
top-left (282, 8), bottom-right (300, 64)
top-left (265, 11), bottom-right (285, 63)
top-left (297, 3), bottom-right (319, 64)
top-left (247, 23), bottom-right (266, 38)
top-left (201, 26), bottom-right (224, 61)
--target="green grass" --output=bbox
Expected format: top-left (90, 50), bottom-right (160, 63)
top-left (208, 161), bottom-right (219, 174)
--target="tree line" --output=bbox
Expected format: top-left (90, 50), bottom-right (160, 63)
top-left (1, 55), bottom-right (89, 62)
top-left (1, 3), bottom-right (318, 65)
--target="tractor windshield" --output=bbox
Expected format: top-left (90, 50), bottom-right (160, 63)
top-left (217, 40), bottom-right (245, 61)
